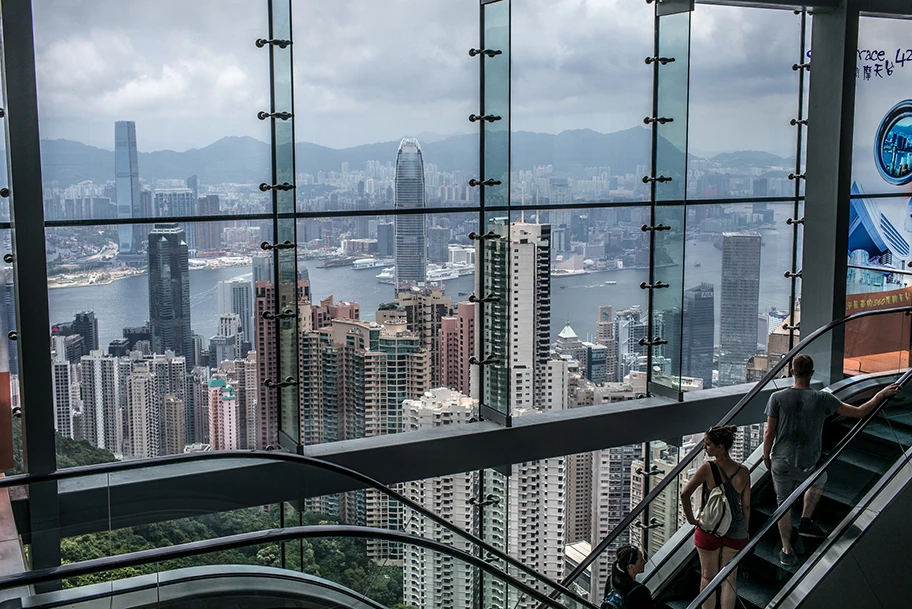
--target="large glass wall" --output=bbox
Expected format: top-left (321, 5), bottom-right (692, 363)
top-left (0, 0), bottom-right (834, 603)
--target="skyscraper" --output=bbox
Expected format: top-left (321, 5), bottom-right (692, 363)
top-left (217, 278), bottom-right (253, 345)
top-left (115, 121), bottom-right (142, 254)
top-left (394, 138), bottom-right (427, 288)
top-left (80, 350), bottom-right (121, 452)
top-left (196, 195), bottom-right (221, 251)
top-left (148, 223), bottom-right (194, 367)
top-left (72, 311), bottom-right (99, 352)
top-left (483, 221), bottom-right (558, 411)
top-left (682, 283), bottom-right (715, 389)
top-left (438, 301), bottom-right (476, 396)
top-left (719, 233), bottom-right (761, 385)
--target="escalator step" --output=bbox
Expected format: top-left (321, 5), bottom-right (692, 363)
top-left (749, 536), bottom-right (802, 574)
top-left (837, 418), bottom-right (912, 447)
top-left (837, 446), bottom-right (891, 475)
top-left (882, 408), bottom-right (912, 430)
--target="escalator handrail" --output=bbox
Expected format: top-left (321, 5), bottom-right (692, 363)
top-left (562, 304), bottom-right (912, 589)
top-left (685, 369), bottom-right (912, 609)
top-left (0, 524), bottom-right (575, 609)
top-left (0, 451), bottom-right (595, 609)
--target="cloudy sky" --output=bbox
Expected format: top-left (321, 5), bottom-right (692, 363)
top-left (25, 0), bottom-right (904, 159)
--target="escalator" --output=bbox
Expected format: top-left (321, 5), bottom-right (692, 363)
top-left (651, 370), bottom-right (912, 609)
top-left (557, 306), bottom-right (912, 609)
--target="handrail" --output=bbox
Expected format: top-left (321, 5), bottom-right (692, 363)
top-left (686, 366), bottom-right (912, 609)
top-left (0, 524), bottom-right (574, 609)
top-left (561, 305), bottom-right (912, 590)
top-left (0, 450), bottom-right (595, 609)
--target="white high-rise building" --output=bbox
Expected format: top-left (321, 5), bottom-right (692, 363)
top-left (79, 350), bottom-right (121, 452)
top-left (217, 278), bottom-right (253, 343)
top-left (209, 313), bottom-right (243, 366)
top-left (125, 364), bottom-right (159, 459)
top-left (590, 444), bottom-right (639, 601)
top-left (51, 357), bottom-right (74, 439)
top-left (402, 389), bottom-right (477, 609)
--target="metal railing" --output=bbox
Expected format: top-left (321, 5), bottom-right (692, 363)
top-left (0, 450), bottom-right (595, 608)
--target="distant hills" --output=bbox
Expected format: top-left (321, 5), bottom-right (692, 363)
top-left (26, 127), bottom-right (792, 188)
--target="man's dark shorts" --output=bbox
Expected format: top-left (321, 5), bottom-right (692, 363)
top-left (771, 459), bottom-right (827, 508)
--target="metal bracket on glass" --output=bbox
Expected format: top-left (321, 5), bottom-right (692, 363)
top-left (634, 518), bottom-right (663, 531)
top-left (259, 182), bottom-right (295, 192)
top-left (7, 331), bottom-right (16, 341)
top-left (645, 56), bottom-right (675, 65)
top-left (469, 493), bottom-right (501, 507)
top-left (790, 118), bottom-right (809, 126)
top-left (469, 355), bottom-right (498, 366)
top-left (640, 281), bottom-right (670, 290)
top-left (792, 63), bottom-right (811, 71)
top-left (642, 176), bottom-right (672, 184)
top-left (469, 293), bottom-right (500, 303)
top-left (786, 217), bottom-right (804, 226)
top-left (0, 188), bottom-right (8, 198)
top-left (638, 337), bottom-right (668, 346)
top-left (636, 465), bottom-right (662, 476)
top-left (0, 108), bottom-right (4, 118)
top-left (469, 114), bottom-right (502, 123)
top-left (260, 240), bottom-right (296, 251)
top-left (644, 116), bottom-right (674, 125)
top-left (788, 173), bottom-right (806, 181)
top-left (469, 178), bottom-right (502, 187)
top-left (641, 224), bottom-right (671, 233)
top-left (262, 307), bottom-right (298, 320)
top-left (783, 323), bottom-right (800, 331)
top-left (784, 270), bottom-right (803, 279)
top-left (256, 38), bottom-right (291, 49)
top-left (263, 376), bottom-right (297, 389)
top-left (468, 48), bottom-right (502, 58)
top-left (257, 111), bottom-right (293, 121)
top-left (2, 254), bottom-right (12, 264)
top-left (468, 231), bottom-right (500, 241)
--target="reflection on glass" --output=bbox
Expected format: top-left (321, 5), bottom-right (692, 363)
top-left (876, 102), bottom-right (912, 184)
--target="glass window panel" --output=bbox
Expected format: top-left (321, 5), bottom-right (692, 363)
top-left (32, 1), bottom-right (270, 226)
top-left (679, 202), bottom-right (800, 389)
top-left (688, 6), bottom-right (801, 200)
top-left (845, 196), bottom-right (912, 374)
top-left (511, 0), bottom-right (653, 207)
top-left (853, 17), bottom-right (912, 197)
top-left (291, 1), bottom-right (478, 213)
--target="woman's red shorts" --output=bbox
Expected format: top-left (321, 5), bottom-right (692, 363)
top-left (693, 526), bottom-right (749, 551)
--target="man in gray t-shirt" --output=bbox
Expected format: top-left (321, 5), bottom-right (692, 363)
top-left (763, 354), bottom-right (900, 566)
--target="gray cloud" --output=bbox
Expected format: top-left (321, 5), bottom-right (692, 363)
top-left (27, 0), bottom-right (853, 159)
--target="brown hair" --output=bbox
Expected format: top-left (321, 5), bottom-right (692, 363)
top-left (706, 425), bottom-right (737, 451)
top-left (792, 354), bottom-right (814, 378)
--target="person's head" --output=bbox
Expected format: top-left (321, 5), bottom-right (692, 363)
top-left (791, 354), bottom-right (814, 380)
top-left (704, 425), bottom-right (737, 458)
top-left (610, 545), bottom-right (646, 588)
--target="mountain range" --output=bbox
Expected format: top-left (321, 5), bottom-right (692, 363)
top-left (14, 127), bottom-right (792, 188)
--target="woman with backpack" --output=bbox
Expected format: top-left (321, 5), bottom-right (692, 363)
top-left (602, 545), bottom-right (653, 609)
top-left (680, 425), bottom-right (751, 609)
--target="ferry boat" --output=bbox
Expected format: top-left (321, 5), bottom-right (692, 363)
top-left (353, 257), bottom-right (394, 270)
top-left (604, 280), bottom-right (618, 285)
